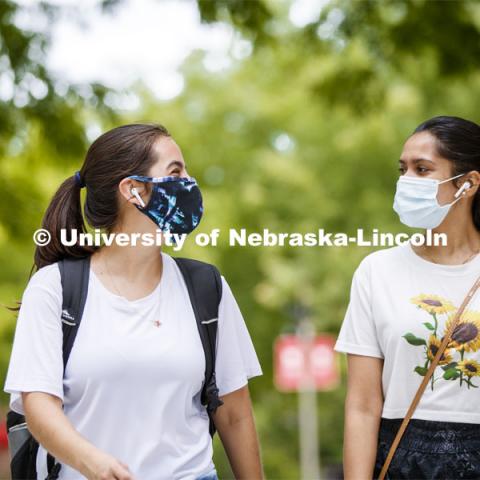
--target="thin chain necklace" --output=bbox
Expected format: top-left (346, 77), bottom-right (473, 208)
top-left (100, 252), bottom-right (163, 328)
top-left (102, 252), bottom-right (123, 298)
top-left (461, 249), bottom-right (480, 265)
top-left (418, 245), bottom-right (480, 265)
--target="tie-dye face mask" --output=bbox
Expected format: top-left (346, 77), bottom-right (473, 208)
top-left (128, 175), bottom-right (203, 234)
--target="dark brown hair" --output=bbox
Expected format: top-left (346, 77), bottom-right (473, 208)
top-left (34, 123), bottom-right (171, 270)
top-left (5, 123), bottom-right (170, 313)
top-left (413, 115), bottom-right (480, 231)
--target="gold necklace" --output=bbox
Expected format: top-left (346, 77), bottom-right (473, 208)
top-left (100, 252), bottom-right (163, 328)
top-left (101, 252), bottom-right (124, 298)
top-left (461, 249), bottom-right (480, 265)
top-left (418, 245), bottom-right (480, 265)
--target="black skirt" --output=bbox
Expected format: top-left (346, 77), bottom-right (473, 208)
top-left (373, 417), bottom-right (480, 479)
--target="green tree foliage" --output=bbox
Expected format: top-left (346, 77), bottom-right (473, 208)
top-left (1, 1), bottom-right (480, 478)
top-left (198, 0), bottom-right (273, 44)
top-left (0, 0), bottom-right (117, 155)
top-left (0, 0), bottom-right (117, 278)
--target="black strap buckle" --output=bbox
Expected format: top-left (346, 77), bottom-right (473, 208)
top-left (45, 461), bottom-right (61, 480)
top-left (203, 372), bottom-right (224, 414)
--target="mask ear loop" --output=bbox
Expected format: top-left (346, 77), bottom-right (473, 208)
top-left (429, 173), bottom-right (471, 210)
top-left (436, 172), bottom-right (470, 204)
top-left (437, 172), bottom-right (466, 184)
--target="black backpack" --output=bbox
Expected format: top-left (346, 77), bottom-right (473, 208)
top-left (6, 255), bottom-right (224, 480)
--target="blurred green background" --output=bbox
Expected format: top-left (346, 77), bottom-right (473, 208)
top-left (1, 0), bottom-right (480, 478)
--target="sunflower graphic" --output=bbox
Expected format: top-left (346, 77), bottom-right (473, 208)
top-left (444, 311), bottom-right (480, 353)
top-left (457, 359), bottom-right (480, 378)
top-left (405, 294), bottom-right (480, 390)
top-left (426, 335), bottom-right (453, 366)
top-left (411, 294), bottom-right (455, 315)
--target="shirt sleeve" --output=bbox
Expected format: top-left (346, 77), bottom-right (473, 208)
top-left (3, 263), bottom-right (64, 415)
top-left (214, 276), bottom-right (263, 396)
top-left (334, 256), bottom-right (384, 358)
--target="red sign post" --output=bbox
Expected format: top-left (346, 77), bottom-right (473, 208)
top-left (274, 334), bottom-right (339, 392)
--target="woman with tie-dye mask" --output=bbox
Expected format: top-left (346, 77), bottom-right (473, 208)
top-left (4, 124), bottom-right (264, 480)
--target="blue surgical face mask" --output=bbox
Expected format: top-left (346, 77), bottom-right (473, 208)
top-left (393, 173), bottom-right (467, 229)
top-left (128, 175), bottom-right (203, 234)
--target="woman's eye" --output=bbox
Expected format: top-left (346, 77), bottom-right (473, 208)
top-left (417, 167), bottom-right (429, 173)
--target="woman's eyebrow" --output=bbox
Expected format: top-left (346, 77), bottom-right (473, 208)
top-left (413, 158), bottom-right (434, 164)
top-left (399, 158), bottom-right (435, 164)
top-left (166, 160), bottom-right (186, 170)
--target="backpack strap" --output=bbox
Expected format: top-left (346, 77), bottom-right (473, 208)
top-left (173, 257), bottom-right (224, 437)
top-left (45, 256), bottom-right (91, 480)
top-left (58, 256), bottom-right (91, 371)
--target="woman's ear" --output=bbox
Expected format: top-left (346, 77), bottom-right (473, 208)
top-left (460, 171), bottom-right (480, 199)
top-left (118, 178), bottom-right (147, 206)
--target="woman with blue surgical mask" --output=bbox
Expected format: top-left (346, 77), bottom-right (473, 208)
top-left (334, 116), bottom-right (480, 479)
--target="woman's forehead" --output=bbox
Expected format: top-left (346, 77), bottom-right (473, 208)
top-left (403, 131), bottom-right (436, 155)
top-left (401, 131), bottom-right (446, 165)
top-left (150, 136), bottom-right (186, 170)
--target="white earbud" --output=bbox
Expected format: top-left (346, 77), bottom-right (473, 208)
top-left (131, 187), bottom-right (146, 207)
top-left (454, 181), bottom-right (472, 199)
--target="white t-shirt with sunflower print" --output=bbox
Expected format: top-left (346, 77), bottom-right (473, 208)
top-left (334, 240), bottom-right (480, 424)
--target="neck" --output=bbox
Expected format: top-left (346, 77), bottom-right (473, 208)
top-left (415, 209), bottom-right (480, 264)
top-left (93, 222), bottom-right (163, 283)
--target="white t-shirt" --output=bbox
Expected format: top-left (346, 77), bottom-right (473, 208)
top-left (4, 252), bottom-right (263, 480)
top-left (334, 241), bottom-right (480, 424)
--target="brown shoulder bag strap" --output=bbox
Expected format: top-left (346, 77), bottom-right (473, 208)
top-left (378, 274), bottom-right (480, 480)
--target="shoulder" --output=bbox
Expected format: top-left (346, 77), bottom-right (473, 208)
top-left (167, 254), bottom-right (221, 273)
top-left (23, 262), bottom-right (61, 300)
top-left (165, 253), bottom-right (225, 300)
top-left (26, 262), bottom-right (60, 289)
top-left (166, 253), bottom-right (222, 285)
top-left (354, 244), bottom-right (408, 278)
top-left (16, 263), bottom-right (62, 320)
